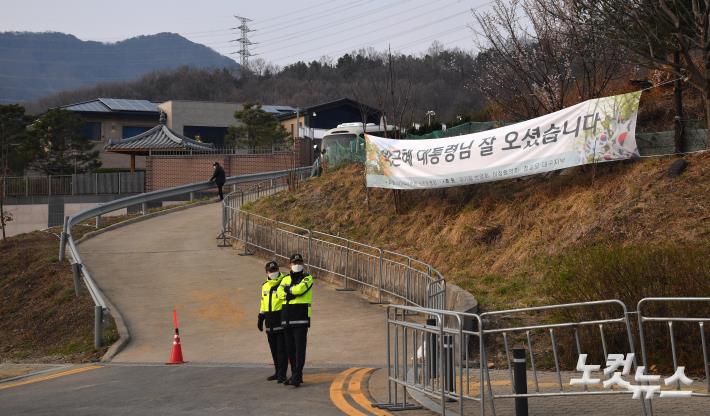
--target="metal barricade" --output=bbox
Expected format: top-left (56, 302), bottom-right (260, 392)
top-left (378, 305), bottom-right (485, 416)
top-left (223, 185), bottom-right (448, 308)
top-left (379, 299), bottom-right (710, 415)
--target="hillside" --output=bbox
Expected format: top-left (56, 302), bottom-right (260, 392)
top-left (28, 48), bottom-right (486, 120)
top-left (0, 227), bottom-right (118, 362)
top-left (246, 154), bottom-right (710, 310)
top-left (0, 32), bottom-right (238, 103)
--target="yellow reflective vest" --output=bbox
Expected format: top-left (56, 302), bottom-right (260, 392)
top-left (277, 272), bottom-right (313, 327)
top-left (260, 272), bottom-right (285, 331)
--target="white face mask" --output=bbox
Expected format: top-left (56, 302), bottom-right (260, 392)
top-left (291, 264), bottom-right (304, 273)
top-left (268, 271), bottom-right (280, 280)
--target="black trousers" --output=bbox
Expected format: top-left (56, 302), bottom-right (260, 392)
top-left (284, 326), bottom-right (308, 383)
top-left (216, 183), bottom-right (224, 200)
top-left (266, 330), bottom-right (287, 381)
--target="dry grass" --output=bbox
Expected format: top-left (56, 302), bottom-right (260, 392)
top-left (0, 228), bottom-right (118, 362)
top-left (247, 152), bottom-right (710, 311)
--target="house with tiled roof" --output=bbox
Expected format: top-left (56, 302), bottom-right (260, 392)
top-left (60, 98), bottom-right (161, 170)
top-left (105, 115), bottom-right (215, 172)
top-left (62, 98), bottom-right (297, 170)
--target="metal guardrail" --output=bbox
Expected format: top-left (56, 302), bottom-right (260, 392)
top-left (58, 167), bottom-right (311, 349)
top-left (380, 298), bottom-right (710, 415)
top-left (2, 172), bottom-right (145, 197)
top-left (148, 147), bottom-right (293, 156)
top-left (223, 191), bottom-right (447, 309)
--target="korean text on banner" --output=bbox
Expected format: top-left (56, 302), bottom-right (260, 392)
top-left (365, 91), bottom-right (642, 189)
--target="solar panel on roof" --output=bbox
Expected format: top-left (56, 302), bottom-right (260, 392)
top-left (98, 98), bottom-right (159, 112)
top-left (62, 100), bottom-right (111, 113)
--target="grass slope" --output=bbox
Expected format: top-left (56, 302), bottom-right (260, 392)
top-left (0, 227), bottom-right (117, 362)
top-left (247, 153), bottom-right (710, 310)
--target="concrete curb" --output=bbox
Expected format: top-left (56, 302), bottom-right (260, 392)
top-left (73, 198), bottom-right (216, 362)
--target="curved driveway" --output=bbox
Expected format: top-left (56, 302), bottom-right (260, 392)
top-left (79, 202), bottom-right (386, 366)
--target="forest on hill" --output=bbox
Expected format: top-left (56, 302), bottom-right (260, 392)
top-left (0, 32), bottom-right (238, 104)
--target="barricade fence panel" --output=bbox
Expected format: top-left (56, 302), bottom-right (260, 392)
top-left (379, 299), bottom-right (710, 416)
top-left (223, 183), bottom-right (447, 308)
top-left (380, 305), bottom-right (486, 415)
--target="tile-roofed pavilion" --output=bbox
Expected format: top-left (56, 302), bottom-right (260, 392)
top-left (105, 119), bottom-right (214, 172)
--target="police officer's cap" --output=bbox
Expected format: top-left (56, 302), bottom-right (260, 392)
top-left (265, 261), bottom-right (279, 271)
top-left (289, 253), bottom-right (304, 263)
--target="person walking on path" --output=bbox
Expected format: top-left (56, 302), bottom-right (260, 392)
top-left (277, 253), bottom-right (314, 387)
top-left (210, 162), bottom-right (226, 200)
top-left (258, 261), bottom-right (288, 383)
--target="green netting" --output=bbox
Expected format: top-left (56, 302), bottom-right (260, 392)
top-left (405, 121), bottom-right (503, 140)
top-left (323, 122), bottom-right (507, 168)
top-left (323, 136), bottom-right (366, 167)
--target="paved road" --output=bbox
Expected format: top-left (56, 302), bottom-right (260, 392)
top-left (80, 202), bottom-right (387, 366)
top-left (0, 364), bottom-right (343, 416)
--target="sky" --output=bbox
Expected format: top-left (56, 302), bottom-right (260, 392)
top-left (0, 0), bottom-right (490, 67)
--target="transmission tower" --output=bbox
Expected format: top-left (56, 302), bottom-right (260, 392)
top-left (231, 15), bottom-right (256, 69)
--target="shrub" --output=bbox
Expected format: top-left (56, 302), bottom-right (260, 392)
top-left (542, 240), bottom-right (710, 372)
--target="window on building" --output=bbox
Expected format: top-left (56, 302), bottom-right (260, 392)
top-left (183, 126), bottom-right (228, 147)
top-left (84, 122), bottom-right (102, 141)
top-left (122, 126), bottom-right (150, 139)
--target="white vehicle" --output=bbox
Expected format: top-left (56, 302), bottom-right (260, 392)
top-left (321, 122), bottom-right (396, 166)
top-left (322, 122), bottom-right (394, 150)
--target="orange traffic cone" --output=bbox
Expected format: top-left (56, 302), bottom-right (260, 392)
top-left (167, 309), bottom-right (186, 365)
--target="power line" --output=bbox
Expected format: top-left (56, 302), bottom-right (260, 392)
top-left (252, 0), bottom-right (442, 53)
top-left (252, 0), bottom-right (348, 27)
top-left (269, 8), bottom-right (473, 63)
top-left (183, 1), bottom-right (380, 51)
top-left (255, 0), bottom-right (376, 37)
top-left (394, 24), bottom-right (469, 50)
top-left (267, 1), bottom-right (492, 64)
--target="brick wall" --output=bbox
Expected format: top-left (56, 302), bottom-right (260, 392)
top-left (146, 150), bottom-right (312, 191)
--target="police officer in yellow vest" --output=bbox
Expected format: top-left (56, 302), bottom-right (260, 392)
top-left (277, 253), bottom-right (313, 387)
top-left (258, 261), bottom-right (288, 383)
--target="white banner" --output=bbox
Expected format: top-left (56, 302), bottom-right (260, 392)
top-left (365, 91), bottom-right (642, 189)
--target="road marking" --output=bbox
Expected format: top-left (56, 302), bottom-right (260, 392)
top-left (348, 368), bottom-right (393, 416)
top-left (330, 368), bottom-right (393, 416)
top-left (0, 365), bottom-right (102, 391)
top-left (330, 368), bottom-right (368, 416)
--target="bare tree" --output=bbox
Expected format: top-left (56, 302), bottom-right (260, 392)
top-left (471, 0), bottom-right (623, 119)
top-left (570, 0), bottom-right (709, 148)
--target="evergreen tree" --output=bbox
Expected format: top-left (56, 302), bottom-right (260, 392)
top-left (28, 109), bottom-right (101, 175)
top-left (0, 104), bottom-right (31, 240)
top-left (225, 103), bottom-right (289, 149)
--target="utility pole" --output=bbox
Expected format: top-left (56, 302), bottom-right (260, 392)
top-left (231, 15), bottom-right (256, 70)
